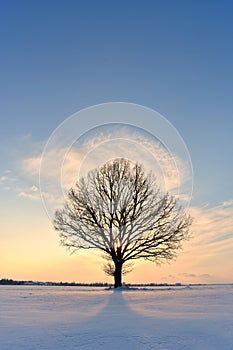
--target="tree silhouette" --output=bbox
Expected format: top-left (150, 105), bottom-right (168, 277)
top-left (54, 158), bottom-right (192, 288)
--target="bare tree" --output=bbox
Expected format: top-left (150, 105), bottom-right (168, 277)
top-left (54, 158), bottom-right (192, 288)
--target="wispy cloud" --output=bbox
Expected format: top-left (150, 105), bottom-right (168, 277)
top-left (0, 171), bottom-right (16, 183)
top-left (222, 199), bottom-right (233, 207)
top-left (175, 201), bottom-right (233, 280)
top-left (0, 170), bottom-right (18, 191)
top-left (178, 272), bottom-right (212, 279)
top-left (18, 191), bottom-right (40, 201)
top-left (189, 202), bottom-right (233, 248)
top-left (17, 185), bottom-right (40, 201)
top-left (20, 126), bottom-right (192, 218)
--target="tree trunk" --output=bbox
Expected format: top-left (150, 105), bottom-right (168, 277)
top-left (114, 261), bottom-right (122, 288)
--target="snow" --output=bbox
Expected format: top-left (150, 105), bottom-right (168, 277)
top-left (1, 285), bottom-right (233, 349)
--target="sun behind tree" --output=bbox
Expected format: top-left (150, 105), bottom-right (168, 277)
top-left (54, 158), bottom-right (192, 288)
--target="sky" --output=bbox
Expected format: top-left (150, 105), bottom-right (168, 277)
top-left (0, 0), bottom-right (233, 284)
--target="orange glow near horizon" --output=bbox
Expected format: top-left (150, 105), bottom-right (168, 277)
top-left (1, 195), bottom-right (233, 285)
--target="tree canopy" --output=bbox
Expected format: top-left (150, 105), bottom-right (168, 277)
top-left (54, 158), bottom-right (192, 287)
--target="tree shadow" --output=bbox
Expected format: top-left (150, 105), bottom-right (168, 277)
top-left (53, 289), bottom-right (170, 349)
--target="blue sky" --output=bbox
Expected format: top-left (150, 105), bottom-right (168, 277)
top-left (0, 1), bottom-right (232, 283)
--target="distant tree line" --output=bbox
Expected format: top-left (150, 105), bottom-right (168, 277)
top-left (0, 279), bottom-right (111, 286)
top-left (0, 278), bottom-right (186, 287)
top-left (0, 279), bottom-right (26, 285)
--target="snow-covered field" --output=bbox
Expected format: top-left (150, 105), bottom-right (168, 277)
top-left (1, 285), bottom-right (233, 349)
